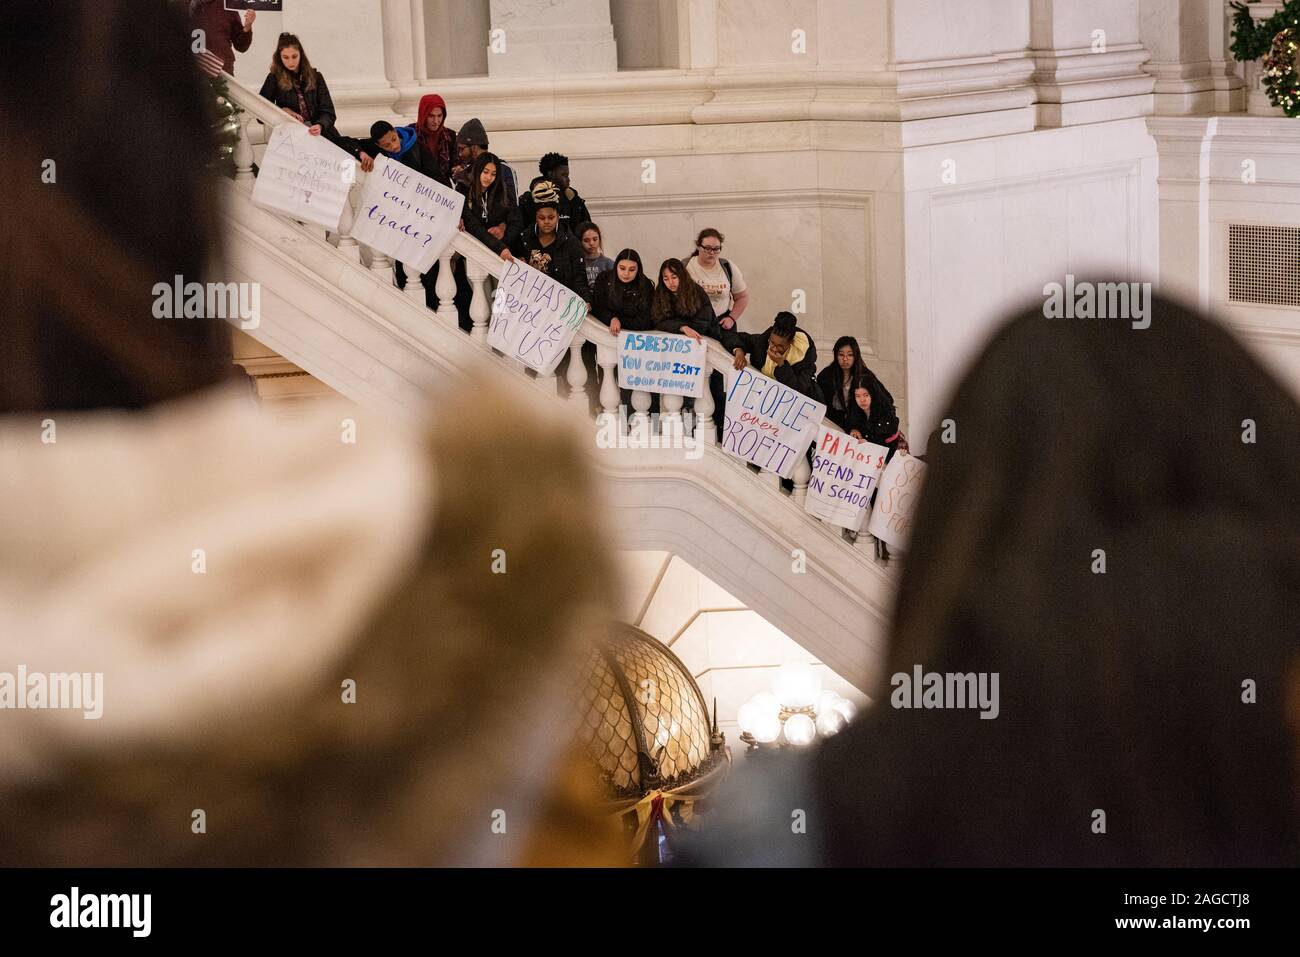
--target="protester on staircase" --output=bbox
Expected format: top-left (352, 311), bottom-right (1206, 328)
top-left (539, 152), bottom-right (591, 234)
top-left (817, 336), bottom-right (878, 433)
top-left (592, 249), bottom-right (655, 335)
top-left (452, 118), bottom-right (519, 201)
top-left (460, 152), bottom-right (519, 262)
top-left (737, 311), bottom-right (822, 401)
top-left (685, 228), bottom-right (749, 333)
top-left (257, 33), bottom-right (338, 144)
top-left (578, 223), bottom-right (614, 290)
top-left (515, 181), bottom-right (591, 301)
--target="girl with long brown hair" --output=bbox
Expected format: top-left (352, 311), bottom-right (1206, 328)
top-left (257, 32), bottom-right (337, 141)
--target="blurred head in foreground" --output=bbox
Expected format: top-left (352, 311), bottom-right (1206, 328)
top-left (0, 0), bottom-right (621, 865)
top-left (817, 295), bottom-right (1300, 866)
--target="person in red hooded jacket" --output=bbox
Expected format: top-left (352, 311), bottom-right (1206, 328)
top-left (414, 93), bottom-right (456, 186)
top-left (357, 94), bottom-right (455, 187)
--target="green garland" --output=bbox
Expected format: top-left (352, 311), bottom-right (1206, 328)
top-left (207, 73), bottom-right (244, 177)
top-left (1230, 1), bottom-right (1300, 115)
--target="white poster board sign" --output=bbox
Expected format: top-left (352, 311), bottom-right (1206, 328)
top-left (250, 123), bottom-right (353, 231)
top-left (867, 453), bottom-right (927, 551)
top-left (488, 257), bottom-right (588, 375)
top-left (617, 332), bottom-right (706, 398)
top-left (804, 427), bottom-right (891, 531)
top-left (350, 155), bottom-right (464, 273)
top-left (722, 367), bottom-right (826, 479)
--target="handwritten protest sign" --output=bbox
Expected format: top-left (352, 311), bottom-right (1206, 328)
top-left (350, 155), bottom-right (464, 274)
top-left (722, 367), bottom-right (826, 479)
top-left (250, 123), bottom-right (353, 231)
top-left (487, 258), bottom-right (588, 375)
top-left (804, 427), bottom-right (891, 531)
top-left (867, 453), bottom-right (927, 551)
top-left (617, 332), bottom-right (706, 398)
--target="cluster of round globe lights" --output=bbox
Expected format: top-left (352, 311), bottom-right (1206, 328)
top-left (736, 664), bottom-right (857, 748)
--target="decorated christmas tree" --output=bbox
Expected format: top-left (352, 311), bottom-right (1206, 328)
top-left (1230, 0), bottom-right (1300, 116)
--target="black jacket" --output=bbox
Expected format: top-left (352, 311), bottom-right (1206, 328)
top-left (741, 326), bottom-right (822, 400)
top-left (516, 225), bottom-right (591, 301)
top-left (258, 71), bottom-right (337, 140)
top-left (653, 295), bottom-right (743, 354)
top-left (841, 370), bottom-right (901, 447)
top-left (591, 272), bottom-right (655, 331)
top-left (459, 184), bottom-right (520, 256)
top-left (517, 185), bottom-right (592, 237)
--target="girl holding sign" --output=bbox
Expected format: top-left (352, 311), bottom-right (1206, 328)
top-left (653, 259), bottom-right (747, 439)
top-left (258, 34), bottom-right (337, 142)
top-left (514, 181), bottom-right (591, 301)
top-left (591, 249), bottom-right (655, 335)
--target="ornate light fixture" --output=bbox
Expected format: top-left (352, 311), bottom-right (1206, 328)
top-left (736, 664), bottom-right (856, 749)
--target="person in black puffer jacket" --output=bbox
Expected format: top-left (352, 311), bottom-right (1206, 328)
top-left (513, 180), bottom-right (590, 301)
top-left (737, 311), bottom-right (822, 403)
top-left (591, 248), bottom-right (655, 335)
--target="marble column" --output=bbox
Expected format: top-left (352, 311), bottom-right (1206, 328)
top-left (1141, 0), bottom-right (1245, 114)
top-left (1030, 0), bottom-right (1155, 127)
top-left (486, 0), bottom-right (619, 77)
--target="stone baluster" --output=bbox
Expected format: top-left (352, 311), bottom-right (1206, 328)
top-left (565, 337), bottom-right (590, 409)
top-left (629, 390), bottom-right (653, 435)
top-left (791, 451), bottom-right (812, 505)
top-left (466, 259), bottom-right (492, 343)
top-left (595, 343), bottom-right (620, 430)
top-left (694, 373), bottom-right (716, 445)
top-left (660, 393), bottom-right (685, 448)
top-left (336, 180), bottom-right (362, 265)
top-left (403, 261), bottom-right (426, 305)
top-left (233, 115), bottom-right (256, 185)
top-left (435, 249), bottom-right (458, 325)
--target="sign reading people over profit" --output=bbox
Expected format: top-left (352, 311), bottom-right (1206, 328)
top-left (804, 426), bottom-right (891, 531)
top-left (224, 1), bottom-right (284, 11)
top-left (722, 367), bottom-right (826, 479)
top-left (350, 155), bottom-right (464, 274)
top-left (487, 258), bottom-right (588, 375)
top-left (617, 332), bottom-right (706, 398)
top-left (867, 453), bottom-right (927, 550)
top-left (250, 123), bottom-right (353, 231)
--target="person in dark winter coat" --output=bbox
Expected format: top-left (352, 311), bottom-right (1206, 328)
top-left (514, 181), bottom-right (591, 301)
top-left (453, 118), bottom-right (518, 200)
top-left (257, 34), bottom-right (337, 143)
top-left (817, 336), bottom-right (875, 432)
top-left (459, 152), bottom-right (518, 261)
top-left (189, 0), bottom-right (254, 75)
top-left (846, 384), bottom-right (906, 453)
top-left (651, 258), bottom-right (745, 360)
top-left (527, 152), bottom-right (590, 235)
top-left (739, 312), bottom-right (822, 401)
top-left (653, 259), bottom-right (746, 439)
top-left (591, 249), bottom-right (655, 335)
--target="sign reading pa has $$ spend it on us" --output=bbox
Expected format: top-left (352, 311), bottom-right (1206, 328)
top-left (617, 332), bottom-right (706, 398)
top-left (488, 258), bottom-right (589, 376)
top-left (722, 367), bottom-right (826, 479)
